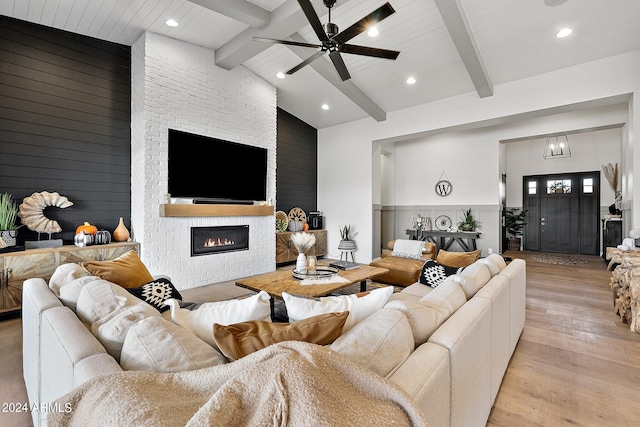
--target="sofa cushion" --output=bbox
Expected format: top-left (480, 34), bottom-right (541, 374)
top-left (331, 307), bottom-right (414, 379)
top-left (214, 311), bottom-right (349, 361)
top-left (485, 254), bottom-right (507, 271)
top-left (391, 239), bottom-right (425, 260)
top-left (164, 291), bottom-right (272, 348)
top-left (283, 286), bottom-right (394, 332)
top-left (82, 250), bottom-right (154, 288)
top-left (400, 282), bottom-right (434, 299)
top-left (76, 279), bottom-right (161, 361)
top-left (120, 317), bottom-right (227, 372)
top-left (458, 262), bottom-right (492, 299)
top-left (418, 260), bottom-right (464, 288)
top-left (126, 278), bottom-right (183, 313)
top-left (420, 278), bottom-right (466, 315)
top-left (476, 258), bottom-right (500, 276)
top-left (49, 263), bottom-right (91, 296)
top-left (436, 249), bottom-right (481, 268)
top-left (369, 256), bottom-right (425, 287)
top-left (385, 278), bottom-right (466, 347)
top-left (57, 275), bottom-right (102, 311)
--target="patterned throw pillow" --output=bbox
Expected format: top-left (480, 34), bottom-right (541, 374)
top-left (419, 260), bottom-right (463, 288)
top-left (127, 278), bottom-right (183, 313)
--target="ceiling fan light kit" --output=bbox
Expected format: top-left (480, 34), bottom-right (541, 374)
top-left (254, 0), bottom-right (401, 81)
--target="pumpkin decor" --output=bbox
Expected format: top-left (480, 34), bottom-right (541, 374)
top-left (94, 230), bottom-right (111, 245)
top-left (76, 222), bottom-right (98, 235)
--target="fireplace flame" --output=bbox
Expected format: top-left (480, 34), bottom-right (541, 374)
top-left (203, 237), bottom-right (235, 248)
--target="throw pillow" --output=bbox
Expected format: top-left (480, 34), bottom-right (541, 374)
top-left (435, 249), bottom-right (481, 268)
top-left (82, 250), bottom-right (154, 289)
top-left (121, 317), bottom-right (227, 372)
top-left (390, 239), bottom-right (426, 260)
top-left (283, 285), bottom-right (394, 332)
top-left (213, 311), bottom-right (349, 361)
top-left (164, 291), bottom-right (272, 349)
top-left (385, 297), bottom-right (453, 347)
top-left (418, 260), bottom-right (463, 288)
top-left (126, 278), bottom-right (183, 313)
top-left (331, 307), bottom-right (414, 378)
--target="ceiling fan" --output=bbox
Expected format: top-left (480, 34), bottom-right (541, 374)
top-left (254, 0), bottom-right (400, 81)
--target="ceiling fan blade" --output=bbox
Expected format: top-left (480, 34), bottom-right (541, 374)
top-left (252, 37), bottom-right (321, 49)
top-left (287, 50), bottom-right (327, 75)
top-left (297, 0), bottom-right (330, 42)
top-left (332, 2), bottom-right (396, 45)
top-left (329, 51), bottom-right (351, 81)
top-left (340, 44), bottom-right (400, 60)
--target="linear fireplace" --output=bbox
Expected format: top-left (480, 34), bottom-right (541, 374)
top-left (191, 225), bottom-right (249, 257)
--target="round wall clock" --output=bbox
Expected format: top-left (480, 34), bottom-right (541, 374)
top-left (435, 180), bottom-right (452, 197)
top-left (435, 215), bottom-right (452, 231)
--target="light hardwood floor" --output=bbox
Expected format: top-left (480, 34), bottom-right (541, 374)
top-left (1, 252), bottom-right (639, 426)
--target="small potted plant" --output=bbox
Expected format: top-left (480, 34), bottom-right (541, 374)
top-left (0, 193), bottom-right (22, 247)
top-left (338, 224), bottom-right (358, 251)
top-left (505, 208), bottom-right (527, 251)
top-left (458, 208), bottom-right (480, 232)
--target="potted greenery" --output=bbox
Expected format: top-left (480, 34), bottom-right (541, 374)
top-left (338, 224), bottom-right (358, 251)
top-left (0, 193), bottom-right (22, 247)
top-left (505, 208), bottom-right (527, 251)
top-left (458, 208), bottom-right (480, 232)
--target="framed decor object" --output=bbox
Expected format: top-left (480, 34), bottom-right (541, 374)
top-left (435, 215), bottom-right (452, 231)
top-left (435, 171), bottom-right (452, 197)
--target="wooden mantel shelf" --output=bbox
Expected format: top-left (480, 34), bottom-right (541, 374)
top-left (160, 204), bottom-right (274, 217)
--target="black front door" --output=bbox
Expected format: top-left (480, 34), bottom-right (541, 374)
top-left (523, 172), bottom-right (600, 255)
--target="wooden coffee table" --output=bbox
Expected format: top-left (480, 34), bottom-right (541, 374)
top-left (235, 264), bottom-right (389, 318)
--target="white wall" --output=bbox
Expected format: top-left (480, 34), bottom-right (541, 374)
top-left (505, 127), bottom-right (621, 209)
top-left (318, 50), bottom-right (640, 262)
top-left (131, 32), bottom-right (277, 289)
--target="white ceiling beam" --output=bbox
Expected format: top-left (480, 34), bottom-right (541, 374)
top-left (286, 33), bottom-right (387, 122)
top-left (189, 0), bottom-right (270, 28)
top-left (433, 0), bottom-right (493, 98)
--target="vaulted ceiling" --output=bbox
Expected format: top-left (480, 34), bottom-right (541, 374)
top-left (2, 0), bottom-right (640, 129)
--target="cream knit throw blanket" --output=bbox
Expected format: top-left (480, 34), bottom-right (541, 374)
top-left (49, 341), bottom-right (427, 427)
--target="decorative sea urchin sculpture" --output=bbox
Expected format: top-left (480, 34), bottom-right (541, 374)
top-left (18, 191), bottom-right (74, 235)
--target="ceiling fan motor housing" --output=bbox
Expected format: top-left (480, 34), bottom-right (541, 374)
top-left (324, 22), bottom-right (339, 38)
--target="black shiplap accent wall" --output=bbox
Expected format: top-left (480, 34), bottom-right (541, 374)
top-left (0, 16), bottom-right (131, 243)
top-left (276, 108), bottom-right (318, 217)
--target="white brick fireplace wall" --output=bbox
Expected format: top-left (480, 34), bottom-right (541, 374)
top-left (131, 32), bottom-right (277, 290)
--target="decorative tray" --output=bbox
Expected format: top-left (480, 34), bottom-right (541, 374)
top-left (292, 266), bottom-right (339, 280)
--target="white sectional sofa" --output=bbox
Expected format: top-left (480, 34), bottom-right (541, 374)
top-left (22, 254), bottom-right (525, 427)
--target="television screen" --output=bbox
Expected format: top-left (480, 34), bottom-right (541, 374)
top-left (168, 129), bottom-right (267, 202)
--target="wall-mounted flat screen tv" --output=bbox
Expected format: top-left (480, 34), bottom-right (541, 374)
top-left (168, 129), bottom-right (267, 203)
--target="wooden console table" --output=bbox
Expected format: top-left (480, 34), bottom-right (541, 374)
top-left (405, 229), bottom-right (480, 252)
top-left (0, 242), bottom-right (140, 316)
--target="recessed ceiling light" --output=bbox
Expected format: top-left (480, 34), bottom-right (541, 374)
top-left (276, 72), bottom-right (285, 79)
top-left (321, 104), bottom-right (330, 110)
top-left (367, 26), bottom-right (379, 37)
top-left (406, 77), bottom-right (416, 85)
top-left (165, 19), bottom-right (179, 27)
top-left (556, 28), bottom-right (572, 38)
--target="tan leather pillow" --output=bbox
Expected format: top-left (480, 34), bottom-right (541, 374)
top-left (213, 311), bottom-right (349, 360)
top-left (82, 250), bottom-right (154, 288)
top-left (436, 249), bottom-right (481, 268)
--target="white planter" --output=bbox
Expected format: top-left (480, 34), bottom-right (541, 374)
top-left (0, 230), bottom-right (17, 247)
top-left (296, 252), bottom-right (307, 273)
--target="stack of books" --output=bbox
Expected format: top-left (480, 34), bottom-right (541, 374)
top-left (329, 260), bottom-right (360, 270)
